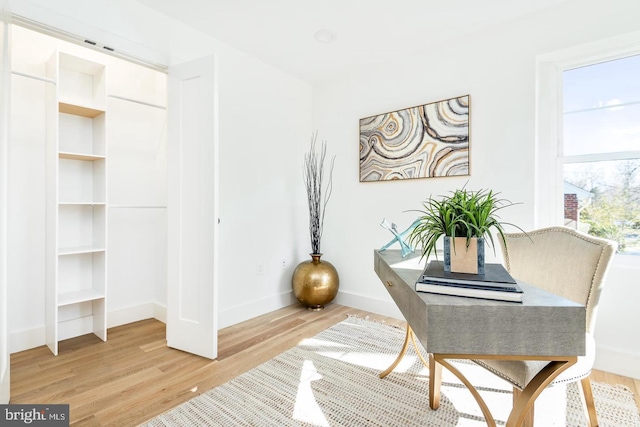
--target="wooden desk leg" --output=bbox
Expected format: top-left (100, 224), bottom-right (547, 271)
top-left (507, 358), bottom-right (576, 427)
top-left (429, 354), bottom-right (442, 409)
top-left (379, 325), bottom-right (411, 379)
top-left (409, 330), bottom-right (430, 368)
top-left (379, 325), bottom-right (428, 379)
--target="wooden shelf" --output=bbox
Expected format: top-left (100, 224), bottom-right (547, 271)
top-left (58, 245), bottom-right (106, 256)
top-left (58, 289), bottom-right (105, 306)
top-left (59, 102), bottom-right (105, 118)
top-left (59, 201), bottom-right (106, 206)
top-left (47, 51), bottom-right (109, 356)
top-left (59, 151), bottom-right (105, 161)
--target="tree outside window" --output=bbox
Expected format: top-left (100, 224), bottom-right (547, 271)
top-left (562, 54), bottom-right (640, 254)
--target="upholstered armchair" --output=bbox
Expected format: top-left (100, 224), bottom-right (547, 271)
top-left (473, 226), bottom-right (617, 426)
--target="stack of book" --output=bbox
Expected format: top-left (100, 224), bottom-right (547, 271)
top-left (415, 260), bottom-right (523, 303)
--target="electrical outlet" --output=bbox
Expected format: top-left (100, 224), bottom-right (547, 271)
top-left (281, 259), bottom-right (287, 270)
top-left (257, 263), bottom-right (264, 275)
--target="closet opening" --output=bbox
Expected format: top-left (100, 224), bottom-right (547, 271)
top-left (8, 22), bottom-right (169, 355)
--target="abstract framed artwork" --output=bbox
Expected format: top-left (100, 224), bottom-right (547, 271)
top-left (359, 95), bottom-right (470, 182)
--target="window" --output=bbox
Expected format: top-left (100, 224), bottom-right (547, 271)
top-left (561, 54), bottom-right (640, 254)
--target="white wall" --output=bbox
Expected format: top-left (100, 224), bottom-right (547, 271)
top-left (312, 0), bottom-right (640, 378)
top-left (594, 255), bottom-right (640, 379)
top-left (8, 72), bottom-right (47, 351)
top-left (7, 0), bottom-right (312, 351)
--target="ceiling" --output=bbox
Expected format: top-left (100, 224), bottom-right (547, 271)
top-left (134, 0), bottom-right (570, 83)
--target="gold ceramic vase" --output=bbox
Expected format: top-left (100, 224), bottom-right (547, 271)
top-left (292, 254), bottom-right (339, 311)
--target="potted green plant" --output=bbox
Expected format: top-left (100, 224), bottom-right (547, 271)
top-left (408, 187), bottom-right (524, 274)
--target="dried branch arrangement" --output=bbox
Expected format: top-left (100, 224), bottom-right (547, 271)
top-left (304, 132), bottom-right (335, 255)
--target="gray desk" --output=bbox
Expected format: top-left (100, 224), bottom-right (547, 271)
top-left (374, 249), bottom-right (585, 427)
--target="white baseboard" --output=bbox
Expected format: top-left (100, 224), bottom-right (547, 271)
top-left (9, 326), bottom-right (44, 354)
top-left (334, 290), bottom-right (403, 320)
top-left (218, 291), bottom-right (297, 329)
top-left (153, 302), bottom-right (166, 324)
top-left (10, 295), bottom-right (293, 353)
top-left (151, 291), bottom-right (398, 330)
top-left (8, 293), bottom-right (393, 352)
top-left (9, 302), bottom-right (167, 354)
top-left (216, 290), bottom-right (401, 329)
top-left (595, 345), bottom-right (640, 380)
top-left (107, 303), bottom-right (156, 328)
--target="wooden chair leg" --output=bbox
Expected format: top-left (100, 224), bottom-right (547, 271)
top-left (429, 354), bottom-right (442, 409)
top-left (512, 387), bottom-right (534, 427)
top-left (508, 358), bottom-right (576, 427)
top-left (579, 377), bottom-right (598, 427)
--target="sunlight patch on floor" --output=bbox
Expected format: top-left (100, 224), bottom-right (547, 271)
top-left (299, 335), bottom-right (424, 372)
top-left (318, 350), bottom-right (424, 372)
top-left (298, 337), bottom-right (349, 348)
top-left (293, 359), bottom-right (329, 427)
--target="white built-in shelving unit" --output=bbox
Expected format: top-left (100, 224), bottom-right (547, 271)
top-left (45, 51), bottom-right (108, 355)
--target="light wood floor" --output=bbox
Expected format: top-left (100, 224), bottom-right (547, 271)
top-left (10, 304), bottom-right (640, 426)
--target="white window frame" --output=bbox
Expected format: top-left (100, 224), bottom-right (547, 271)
top-left (535, 31), bottom-right (640, 234)
top-left (536, 32), bottom-right (640, 380)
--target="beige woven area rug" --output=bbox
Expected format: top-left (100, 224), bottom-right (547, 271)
top-left (142, 316), bottom-right (640, 426)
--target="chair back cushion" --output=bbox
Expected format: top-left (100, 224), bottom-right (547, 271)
top-left (499, 226), bottom-right (616, 333)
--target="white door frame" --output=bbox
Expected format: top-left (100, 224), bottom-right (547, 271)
top-left (0, 2), bottom-right (11, 404)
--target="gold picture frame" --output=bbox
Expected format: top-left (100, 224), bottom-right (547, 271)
top-left (359, 95), bottom-right (470, 182)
